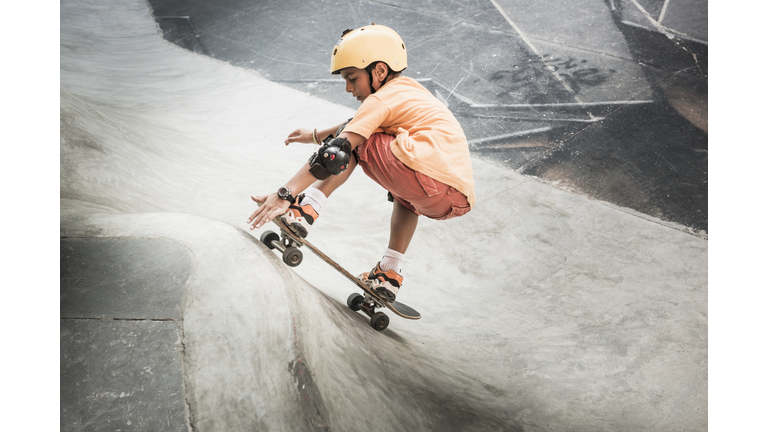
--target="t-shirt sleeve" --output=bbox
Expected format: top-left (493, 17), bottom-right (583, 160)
top-left (343, 96), bottom-right (390, 139)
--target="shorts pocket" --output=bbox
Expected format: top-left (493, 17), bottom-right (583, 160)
top-left (395, 170), bottom-right (440, 200)
top-left (449, 201), bottom-right (471, 218)
top-left (433, 194), bottom-right (471, 221)
top-left (414, 171), bottom-right (440, 197)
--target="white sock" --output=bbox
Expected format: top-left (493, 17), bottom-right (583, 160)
top-left (299, 187), bottom-right (327, 213)
top-left (380, 248), bottom-right (405, 274)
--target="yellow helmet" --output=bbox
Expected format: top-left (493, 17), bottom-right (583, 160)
top-left (330, 24), bottom-right (407, 75)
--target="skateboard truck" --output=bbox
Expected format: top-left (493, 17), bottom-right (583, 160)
top-left (260, 230), bottom-right (304, 267)
top-left (346, 292), bottom-right (390, 331)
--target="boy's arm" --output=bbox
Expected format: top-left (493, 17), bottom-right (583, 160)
top-left (247, 162), bottom-right (318, 230)
top-left (284, 122), bottom-right (346, 146)
top-left (248, 131), bottom-right (365, 231)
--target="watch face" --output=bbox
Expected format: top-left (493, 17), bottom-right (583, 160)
top-left (278, 186), bottom-right (291, 200)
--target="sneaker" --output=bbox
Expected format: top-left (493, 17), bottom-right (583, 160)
top-left (280, 194), bottom-right (318, 238)
top-left (358, 262), bottom-right (403, 302)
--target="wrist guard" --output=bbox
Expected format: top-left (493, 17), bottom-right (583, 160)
top-left (308, 136), bottom-right (352, 180)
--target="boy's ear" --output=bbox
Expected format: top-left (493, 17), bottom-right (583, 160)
top-left (374, 62), bottom-right (389, 78)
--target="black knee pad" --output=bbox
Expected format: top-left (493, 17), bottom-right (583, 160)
top-left (308, 137), bottom-right (352, 180)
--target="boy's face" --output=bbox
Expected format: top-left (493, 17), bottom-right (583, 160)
top-left (340, 68), bottom-right (373, 103)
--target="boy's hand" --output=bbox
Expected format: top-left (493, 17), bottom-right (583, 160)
top-left (284, 128), bottom-right (314, 145)
top-left (248, 194), bottom-right (291, 230)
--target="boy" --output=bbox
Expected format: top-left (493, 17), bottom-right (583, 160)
top-left (248, 24), bottom-right (475, 302)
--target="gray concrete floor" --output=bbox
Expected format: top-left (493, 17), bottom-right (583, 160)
top-left (58, 0), bottom-right (712, 430)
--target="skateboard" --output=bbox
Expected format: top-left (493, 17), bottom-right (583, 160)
top-left (257, 207), bottom-right (421, 331)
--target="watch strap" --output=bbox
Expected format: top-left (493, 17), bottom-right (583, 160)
top-left (277, 186), bottom-right (295, 203)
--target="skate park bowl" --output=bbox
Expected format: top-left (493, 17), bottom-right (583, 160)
top-left (60, 0), bottom-right (708, 430)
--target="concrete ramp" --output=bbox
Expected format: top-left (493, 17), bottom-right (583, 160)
top-left (61, 211), bottom-right (305, 430)
top-left (61, 210), bottom-right (519, 431)
top-left (60, 0), bottom-right (707, 430)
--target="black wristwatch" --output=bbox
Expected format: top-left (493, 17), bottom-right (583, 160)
top-left (277, 186), bottom-right (295, 203)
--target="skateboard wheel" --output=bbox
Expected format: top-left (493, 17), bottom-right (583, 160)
top-left (282, 246), bottom-right (303, 267)
top-left (260, 231), bottom-right (280, 250)
top-left (370, 312), bottom-right (389, 331)
top-left (346, 293), bottom-right (364, 311)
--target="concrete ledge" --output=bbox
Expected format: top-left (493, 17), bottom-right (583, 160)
top-left (60, 211), bottom-right (313, 431)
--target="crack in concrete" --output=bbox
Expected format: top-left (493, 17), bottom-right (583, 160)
top-left (289, 358), bottom-right (330, 432)
top-left (60, 316), bottom-right (182, 321)
top-left (368, 0), bottom-right (409, 10)
top-left (288, 316), bottom-right (330, 431)
top-left (691, 53), bottom-right (705, 77)
top-left (179, 320), bottom-right (197, 432)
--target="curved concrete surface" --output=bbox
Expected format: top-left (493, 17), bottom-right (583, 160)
top-left (60, 0), bottom-right (707, 430)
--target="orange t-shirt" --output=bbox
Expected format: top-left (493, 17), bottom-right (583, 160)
top-left (344, 77), bottom-right (476, 208)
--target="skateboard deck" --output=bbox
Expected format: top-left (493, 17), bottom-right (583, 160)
top-left (257, 205), bottom-right (420, 331)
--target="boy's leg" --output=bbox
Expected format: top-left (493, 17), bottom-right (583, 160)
top-left (362, 200), bottom-right (418, 302)
top-left (282, 158), bottom-right (357, 237)
top-left (313, 156), bottom-right (357, 198)
top-left (387, 199), bottom-right (418, 254)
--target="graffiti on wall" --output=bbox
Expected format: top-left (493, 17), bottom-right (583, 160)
top-left (489, 54), bottom-right (615, 103)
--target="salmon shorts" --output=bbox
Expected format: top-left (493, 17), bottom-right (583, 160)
top-left (353, 133), bottom-right (471, 220)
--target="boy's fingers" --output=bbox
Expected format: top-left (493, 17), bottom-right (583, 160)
top-left (248, 193), bottom-right (291, 229)
top-left (247, 198), bottom-right (282, 229)
top-left (247, 197), bottom-right (267, 227)
top-left (247, 207), bottom-right (262, 225)
top-left (285, 130), bottom-right (300, 145)
top-left (249, 211), bottom-right (268, 230)
top-left (250, 210), bottom-right (278, 230)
